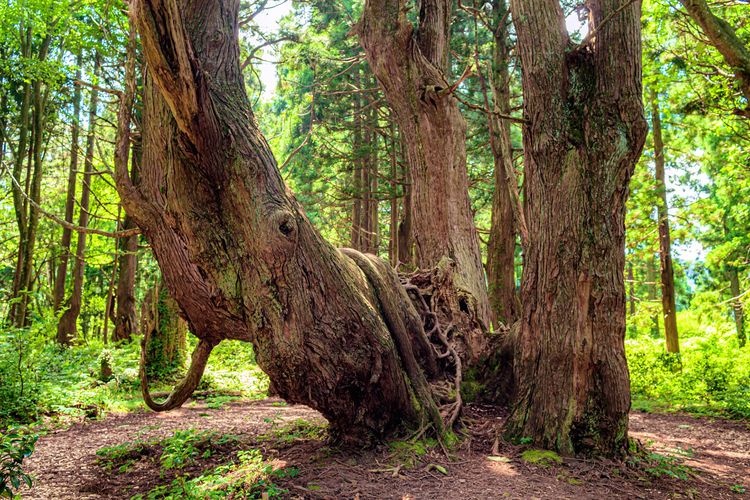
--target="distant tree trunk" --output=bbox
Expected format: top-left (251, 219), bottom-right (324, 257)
top-left (122, 0), bottom-right (446, 445)
top-left (729, 269), bottom-right (746, 347)
top-left (628, 261), bottom-right (636, 317)
top-left (506, 0), bottom-right (648, 456)
top-left (8, 30), bottom-right (32, 326)
top-left (141, 280), bottom-right (188, 379)
top-left (113, 132), bottom-right (141, 342)
top-left (358, 0), bottom-right (492, 340)
top-left (351, 69), bottom-right (364, 249)
top-left (484, 0), bottom-right (519, 327)
top-left (57, 55), bottom-right (100, 345)
top-left (53, 53), bottom-right (83, 312)
top-left (388, 119), bottom-right (399, 264)
top-left (647, 257), bottom-right (660, 336)
top-left (397, 132), bottom-right (413, 266)
top-left (15, 36), bottom-right (51, 327)
top-left (650, 90), bottom-right (679, 354)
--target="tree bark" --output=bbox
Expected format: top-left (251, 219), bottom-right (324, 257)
top-left (57, 55), bottom-right (100, 345)
top-left (650, 89), bottom-right (680, 354)
top-left (121, 0), bottom-right (446, 445)
top-left (506, 0), bottom-right (648, 456)
top-left (53, 53), bottom-right (83, 312)
top-left (357, 0), bottom-right (492, 342)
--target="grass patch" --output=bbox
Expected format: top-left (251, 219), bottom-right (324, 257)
top-left (259, 418), bottom-right (327, 444)
top-left (133, 449), bottom-right (298, 499)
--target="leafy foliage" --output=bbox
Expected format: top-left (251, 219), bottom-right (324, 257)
top-left (0, 429), bottom-right (37, 497)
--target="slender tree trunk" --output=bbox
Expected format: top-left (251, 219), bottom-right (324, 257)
top-left (484, 0), bottom-right (518, 327)
top-left (358, 0), bottom-right (492, 339)
top-left (57, 55), bottom-right (100, 344)
top-left (506, 0), bottom-right (648, 456)
top-left (729, 269), bottom-right (746, 347)
top-left (647, 257), bottom-right (660, 336)
top-left (53, 53), bottom-right (83, 311)
top-left (351, 68), bottom-right (364, 250)
top-left (122, 0), bottom-right (445, 444)
top-left (114, 134), bottom-right (141, 342)
top-left (650, 90), bottom-right (679, 354)
top-left (628, 261), bottom-right (636, 317)
top-left (15, 38), bottom-right (51, 327)
top-left (8, 70), bottom-right (31, 325)
top-left (389, 119), bottom-right (399, 264)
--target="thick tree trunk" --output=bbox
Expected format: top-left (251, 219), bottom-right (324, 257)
top-left (53, 54), bottom-right (83, 312)
top-left (650, 90), bottom-right (680, 354)
top-left (121, 0), bottom-right (447, 445)
top-left (729, 269), bottom-right (746, 347)
top-left (57, 55), bottom-right (99, 345)
top-left (506, 0), bottom-right (648, 456)
top-left (358, 0), bottom-right (492, 341)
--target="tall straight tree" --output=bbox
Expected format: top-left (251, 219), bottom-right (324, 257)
top-left (506, 0), bottom-right (648, 455)
top-left (357, 0), bottom-right (492, 338)
top-left (120, 0), bottom-right (452, 445)
top-left (53, 54), bottom-right (83, 312)
top-left (57, 55), bottom-right (100, 344)
top-left (650, 90), bottom-right (679, 354)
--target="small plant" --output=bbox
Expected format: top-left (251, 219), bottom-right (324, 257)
top-left (0, 429), bottom-right (37, 497)
top-left (388, 438), bottom-right (437, 468)
top-left (730, 484), bottom-right (746, 494)
top-left (160, 429), bottom-right (239, 470)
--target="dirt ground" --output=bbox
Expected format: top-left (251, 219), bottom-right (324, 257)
top-left (21, 399), bottom-right (750, 499)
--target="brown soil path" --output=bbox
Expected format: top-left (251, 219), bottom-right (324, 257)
top-left (21, 399), bottom-right (750, 499)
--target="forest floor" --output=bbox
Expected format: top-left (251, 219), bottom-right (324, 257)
top-left (20, 398), bottom-right (750, 499)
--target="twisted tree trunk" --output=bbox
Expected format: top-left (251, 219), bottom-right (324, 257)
top-left (119, 0), bottom-right (453, 445)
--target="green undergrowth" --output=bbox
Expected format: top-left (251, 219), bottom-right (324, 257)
top-left (131, 449), bottom-right (298, 500)
top-left (627, 320), bottom-right (750, 419)
top-left (96, 428), bottom-right (241, 473)
top-left (259, 418), bottom-right (327, 444)
top-left (0, 319), bottom-right (269, 430)
top-left (95, 427), bottom-right (303, 499)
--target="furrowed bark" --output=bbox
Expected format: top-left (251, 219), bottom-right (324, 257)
top-left (505, 0), bottom-right (647, 456)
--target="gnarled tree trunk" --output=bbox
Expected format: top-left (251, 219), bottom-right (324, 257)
top-left (119, 0), bottom-right (451, 445)
top-left (357, 0), bottom-right (491, 345)
top-left (505, 0), bottom-right (648, 456)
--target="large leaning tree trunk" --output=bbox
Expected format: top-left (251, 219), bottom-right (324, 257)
top-left (117, 0), bottom-right (452, 445)
top-left (357, 0), bottom-right (492, 349)
top-left (505, 0), bottom-right (648, 456)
